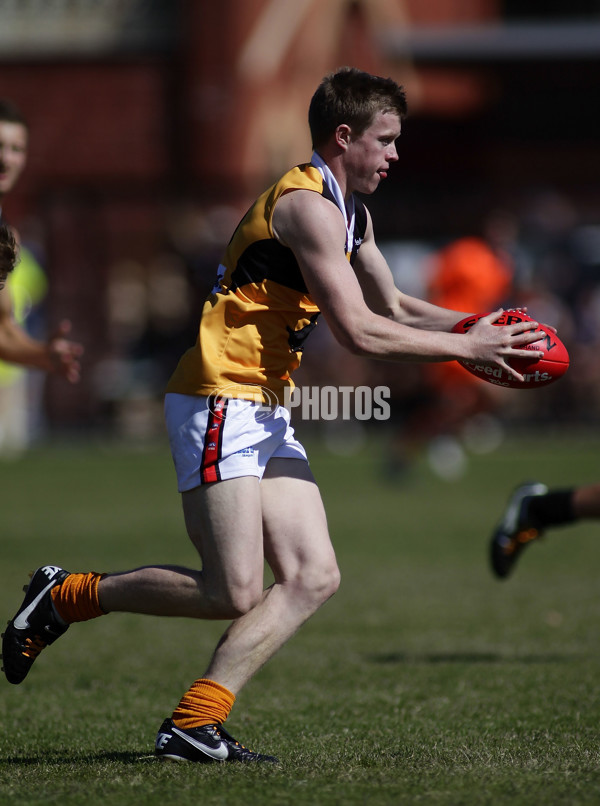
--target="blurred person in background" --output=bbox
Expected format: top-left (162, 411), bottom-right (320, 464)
top-left (490, 481), bottom-right (600, 578)
top-left (0, 222), bottom-right (17, 289)
top-left (386, 210), bottom-right (517, 480)
top-left (422, 211), bottom-right (516, 477)
top-left (0, 99), bottom-right (83, 451)
top-left (2, 68), bottom-right (546, 764)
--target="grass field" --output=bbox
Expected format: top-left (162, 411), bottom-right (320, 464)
top-left (1, 428), bottom-right (600, 805)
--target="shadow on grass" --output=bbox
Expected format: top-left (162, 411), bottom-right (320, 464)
top-left (0, 750), bottom-right (156, 766)
top-left (367, 650), bottom-right (576, 664)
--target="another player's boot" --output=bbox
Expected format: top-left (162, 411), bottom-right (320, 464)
top-left (155, 718), bottom-right (279, 764)
top-left (490, 482), bottom-right (548, 578)
top-left (1, 565), bottom-right (70, 684)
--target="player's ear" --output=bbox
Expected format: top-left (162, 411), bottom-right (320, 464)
top-left (334, 124), bottom-right (352, 149)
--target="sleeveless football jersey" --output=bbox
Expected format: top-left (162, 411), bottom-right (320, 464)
top-left (166, 161), bottom-right (367, 404)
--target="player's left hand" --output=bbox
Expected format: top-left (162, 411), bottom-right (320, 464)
top-left (46, 319), bottom-right (84, 383)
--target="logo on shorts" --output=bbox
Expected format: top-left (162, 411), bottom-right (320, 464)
top-left (235, 447), bottom-right (256, 457)
top-left (208, 384), bottom-right (279, 422)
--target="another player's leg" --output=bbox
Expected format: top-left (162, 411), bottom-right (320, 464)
top-left (491, 482), bottom-right (600, 579)
top-left (156, 459), bottom-right (340, 764)
top-left (489, 481), bottom-right (600, 578)
top-left (572, 483), bottom-right (600, 519)
top-left (490, 482), bottom-right (548, 578)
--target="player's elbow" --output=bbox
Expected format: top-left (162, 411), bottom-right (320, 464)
top-left (326, 316), bottom-right (365, 355)
top-left (335, 327), bottom-right (372, 357)
top-left (326, 307), bottom-right (381, 357)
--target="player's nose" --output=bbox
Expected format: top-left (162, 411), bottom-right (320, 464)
top-left (387, 143), bottom-right (399, 162)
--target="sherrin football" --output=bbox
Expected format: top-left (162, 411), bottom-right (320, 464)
top-left (451, 311), bottom-right (569, 389)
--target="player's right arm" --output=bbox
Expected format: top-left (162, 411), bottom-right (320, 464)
top-left (272, 190), bottom-right (543, 380)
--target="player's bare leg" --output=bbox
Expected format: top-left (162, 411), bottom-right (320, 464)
top-left (573, 484), bottom-right (600, 519)
top-left (98, 475), bottom-right (264, 618)
top-left (102, 460), bottom-right (339, 692)
top-left (199, 458), bottom-right (340, 693)
top-left (3, 462), bottom-right (338, 762)
top-left (156, 459), bottom-right (339, 764)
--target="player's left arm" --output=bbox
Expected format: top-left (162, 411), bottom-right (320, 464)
top-left (0, 291), bottom-right (83, 382)
top-left (353, 209), bottom-right (473, 332)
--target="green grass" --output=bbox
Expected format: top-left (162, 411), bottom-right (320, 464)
top-left (1, 429), bottom-right (600, 805)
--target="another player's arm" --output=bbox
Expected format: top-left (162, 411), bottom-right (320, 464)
top-left (0, 291), bottom-right (83, 382)
top-left (273, 190), bottom-right (543, 380)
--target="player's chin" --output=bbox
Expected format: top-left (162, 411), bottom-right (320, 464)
top-left (361, 175), bottom-right (382, 194)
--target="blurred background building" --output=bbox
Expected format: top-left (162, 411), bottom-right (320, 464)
top-left (0, 0), bottom-right (599, 456)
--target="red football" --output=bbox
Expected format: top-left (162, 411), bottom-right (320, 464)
top-left (451, 311), bottom-right (570, 389)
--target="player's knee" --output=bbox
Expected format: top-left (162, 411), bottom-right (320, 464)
top-left (228, 587), bottom-right (263, 618)
top-left (209, 582), bottom-right (263, 619)
top-left (300, 560), bottom-right (340, 606)
top-left (323, 563), bottom-right (341, 600)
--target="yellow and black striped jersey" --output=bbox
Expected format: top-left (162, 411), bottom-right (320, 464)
top-left (166, 162), bottom-right (367, 404)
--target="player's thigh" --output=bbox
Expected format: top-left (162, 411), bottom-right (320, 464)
top-left (182, 475), bottom-right (264, 592)
top-left (260, 458), bottom-right (338, 583)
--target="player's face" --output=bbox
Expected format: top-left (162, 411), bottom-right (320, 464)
top-left (345, 111), bottom-right (401, 195)
top-left (0, 121), bottom-right (28, 199)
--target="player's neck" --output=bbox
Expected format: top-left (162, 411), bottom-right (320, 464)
top-left (313, 149), bottom-right (350, 200)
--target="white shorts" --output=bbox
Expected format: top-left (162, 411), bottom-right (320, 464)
top-left (164, 393), bottom-right (308, 491)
